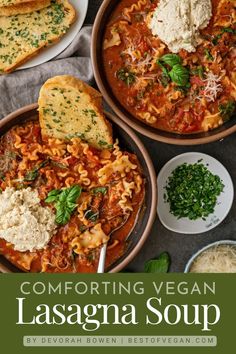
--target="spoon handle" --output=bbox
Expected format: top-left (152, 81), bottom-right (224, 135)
top-left (97, 242), bottom-right (108, 273)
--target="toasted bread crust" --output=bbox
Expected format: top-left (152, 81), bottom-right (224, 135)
top-left (0, 0), bottom-right (51, 16)
top-left (0, 0), bottom-right (76, 73)
top-left (0, 0), bottom-right (38, 6)
top-left (0, 0), bottom-right (39, 4)
top-left (38, 75), bottom-right (113, 149)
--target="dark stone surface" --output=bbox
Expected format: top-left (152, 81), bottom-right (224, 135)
top-left (85, 0), bottom-right (103, 25)
top-left (86, 0), bottom-right (236, 273)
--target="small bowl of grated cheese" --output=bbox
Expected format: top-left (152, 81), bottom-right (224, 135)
top-left (185, 240), bottom-right (236, 273)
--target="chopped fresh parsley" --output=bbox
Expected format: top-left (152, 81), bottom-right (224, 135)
top-left (212, 26), bottom-right (236, 45)
top-left (31, 39), bottom-right (39, 48)
top-left (191, 66), bottom-right (205, 79)
top-left (204, 49), bottom-right (214, 61)
top-left (164, 162), bottom-right (224, 220)
top-left (98, 140), bottom-right (109, 146)
top-left (92, 187), bottom-right (108, 195)
top-left (83, 109), bottom-right (97, 125)
top-left (117, 68), bottom-right (136, 86)
top-left (219, 101), bottom-right (236, 121)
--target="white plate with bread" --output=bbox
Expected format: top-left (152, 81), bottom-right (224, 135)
top-left (0, 0), bottom-right (88, 73)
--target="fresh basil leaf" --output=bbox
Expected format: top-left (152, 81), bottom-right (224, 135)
top-left (45, 185), bottom-right (82, 225)
top-left (55, 205), bottom-right (71, 225)
top-left (159, 72), bottom-right (170, 87)
top-left (222, 27), bottom-right (236, 34)
top-left (37, 160), bottom-right (49, 169)
top-left (156, 60), bottom-right (169, 77)
top-left (51, 161), bottom-right (68, 169)
top-left (157, 56), bottom-right (190, 89)
top-left (66, 201), bottom-right (77, 212)
top-left (45, 195), bottom-right (59, 203)
top-left (47, 189), bottom-right (61, 197)
top-left (92, 187), bottom-right (108, 195)
top-left (159, 54), bottom-right (182, 67)
top-left (144, 252), bottom-right (170, 273)
top-left (67, 185), bottom-right (82, 202)
top-left (24, 160), bottom-right (49, 182)
top-left (169, 64), bottom-right (190, 87)
top-left (45, 189), bottom-right (61, 203)
top-left (24, 170), bottom-right (39, 182)
top-left (54, 204), bottom-right (64, 224)
top-left (59, 190), bottom-right (68, 203)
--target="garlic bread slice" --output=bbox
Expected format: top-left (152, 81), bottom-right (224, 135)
top-left (0, 0), bottom-right (51, 16)
top-left (0, 0), bottom-right (41, 4)
top-left (38, 75), bottom-right (113, 149)
top-left (0, 0), bottom-right (76, 73)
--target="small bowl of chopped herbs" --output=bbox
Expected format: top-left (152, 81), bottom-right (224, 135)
top-left (157, 153), bottom-right (234, 234)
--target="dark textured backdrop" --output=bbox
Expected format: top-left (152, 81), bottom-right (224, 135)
top-left (85, 0), bottom-right (236, 272)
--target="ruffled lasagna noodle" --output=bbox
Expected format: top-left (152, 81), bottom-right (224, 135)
top-left (103, 0), bottom-right (236, 133)
top-left (0, 120), bottom-right (144, 273)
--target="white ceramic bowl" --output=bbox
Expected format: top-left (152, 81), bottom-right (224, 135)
top-left (184, 240), bottom-right (236, 273)
top-left (157, 152), bottom-right (234, 234)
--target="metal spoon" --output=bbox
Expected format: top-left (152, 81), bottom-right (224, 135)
top-left (97, 215), bottom-right (130, 273)
top-left (97, 242), bottom-right (108, 273)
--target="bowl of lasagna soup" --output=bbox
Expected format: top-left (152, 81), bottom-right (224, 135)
top-left (92, 0), bottom-right (236, 144)
top-left (0, 104), bottom-right (157, 273)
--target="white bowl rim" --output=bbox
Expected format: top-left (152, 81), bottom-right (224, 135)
top-left (184, 239), bottom-right (236, 273)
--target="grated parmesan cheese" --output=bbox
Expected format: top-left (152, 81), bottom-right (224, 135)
top-left (197, 71), bottom-right (223, 102)
top-left (190, 245), bottom-right (236, 273)
top-left (0, 187), bottom-right (57, 252)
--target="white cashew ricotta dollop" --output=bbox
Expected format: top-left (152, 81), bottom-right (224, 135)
top-left (0, 187), bottom-right (56, 252)
top-left (148, 0), bottom-right (212, 53)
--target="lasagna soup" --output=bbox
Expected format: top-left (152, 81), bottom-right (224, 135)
top-left (103, 0), bottom-right (236, 133)
top-left (0, 120), bottom-right (144, 272)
